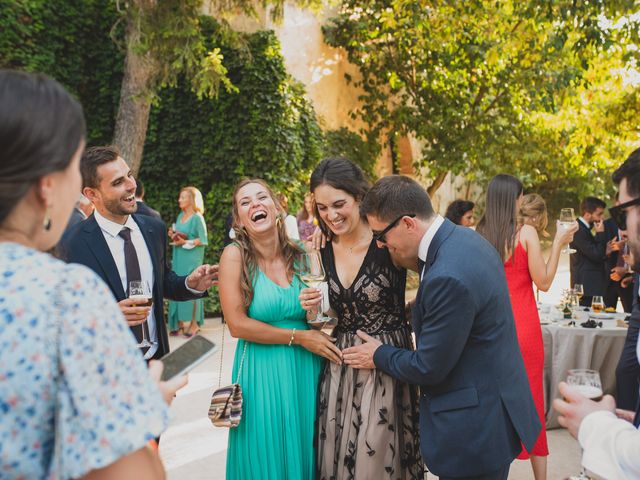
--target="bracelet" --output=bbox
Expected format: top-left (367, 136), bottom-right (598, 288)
top-left (288, 328), bottom-right (296, 347)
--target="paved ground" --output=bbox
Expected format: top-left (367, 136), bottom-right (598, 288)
top-left (160, 254), bottom-right (586, 479)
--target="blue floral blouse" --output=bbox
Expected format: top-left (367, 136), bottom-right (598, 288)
top-left (0, 242), bottom-right (169, 479)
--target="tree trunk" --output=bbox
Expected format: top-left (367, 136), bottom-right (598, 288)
top-left (113, 9), bottom-right (155, 177)
top-left (427, 171), bottom-right (448, 197)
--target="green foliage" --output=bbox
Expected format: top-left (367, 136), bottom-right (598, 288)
top-left (324, 0), bottom-right (640, 201)
top-left (0, 0), bottom-right (124, 144)
top-left (140, 20), bottom-right (324, 313)
top-left (323, 127), bottom-right (379, 179)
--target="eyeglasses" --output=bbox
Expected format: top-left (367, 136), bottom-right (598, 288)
top-left (372, 214), bottom-right (416, 243)
top-left (609, 197), bottom-right (640, 230)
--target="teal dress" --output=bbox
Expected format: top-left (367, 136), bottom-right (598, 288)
top-left (226, 269), bottom-right (323, 479)
top-left (168, 212), bottom-right (208, 331)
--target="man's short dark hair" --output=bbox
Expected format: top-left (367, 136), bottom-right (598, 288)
top-left (135, 180), bottom-right (145, 199)
top-left (580, 196), bottom-right (606, 215)
top-left (361, 175), bottom-right (434, 221)
top-left (612, 147), bottom-right (640, 197)
top-left (81, 145), bottom-right (120, 189)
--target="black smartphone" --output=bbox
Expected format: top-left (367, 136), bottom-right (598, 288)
top-left (160, 334), bottom-right (218, 381)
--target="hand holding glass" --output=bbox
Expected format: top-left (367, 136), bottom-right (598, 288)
top-left (559, 208), bottom-right (577, 254)
top-left (129, 280), bottom-right (154, 348)
top-left (564, 369), bottom-right (602, 480)
top-left (299, 252), bottom-right (334, 327)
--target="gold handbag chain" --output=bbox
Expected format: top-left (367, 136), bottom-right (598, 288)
top-left (217, 319), bottom-right (247, 388)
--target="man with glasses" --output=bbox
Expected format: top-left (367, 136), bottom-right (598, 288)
top-left (342, 175), bottom-right (540, 480)
top-left (554, 148), bottom-right (640, 478)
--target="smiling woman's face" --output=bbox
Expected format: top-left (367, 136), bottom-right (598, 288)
top-left (234, 182), bottom-right (278, 236)
top-left (313, 184), bottom-right (361, 237)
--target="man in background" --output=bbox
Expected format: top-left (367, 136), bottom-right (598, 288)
top-left (135, 180), bottom-right (162, 219)
top-left (570, 196), bottom-right (607, 306)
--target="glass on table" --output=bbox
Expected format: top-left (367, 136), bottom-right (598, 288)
top-left (591, 296), bottom-right (604, 314)
top-left (573, 284), bottom-right (584, 302)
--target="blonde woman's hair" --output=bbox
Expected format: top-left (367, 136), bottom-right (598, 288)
top-left (181, 186), bottom-right (204, 214)
top-left (231, 178), bottom-right (304, 308)
top-left (519, 193), bottom-right (549, 237)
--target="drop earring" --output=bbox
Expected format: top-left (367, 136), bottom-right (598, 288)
top-left (43, 205), bottom-right (52, 231)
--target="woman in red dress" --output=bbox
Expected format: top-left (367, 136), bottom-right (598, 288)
top-left (477, 174), bottom-right (578, 480)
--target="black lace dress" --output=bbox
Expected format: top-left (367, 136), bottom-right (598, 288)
top-left (317, 240), bottom-right (423, 480)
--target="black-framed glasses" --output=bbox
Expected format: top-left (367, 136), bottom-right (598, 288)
top-left (372, 213), bottom-right (416, 243)
top-left (609, 197), bottom-right (640, 230)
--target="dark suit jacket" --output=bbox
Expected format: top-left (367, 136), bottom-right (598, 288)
top-left (136, 200), bottom-right (162, 220)
top-left (373, 219), bottom-right (540, 478)
top-left (59, 213), bottom-right (202, 357)
top-left (570, 219), bottom-right (607, 297)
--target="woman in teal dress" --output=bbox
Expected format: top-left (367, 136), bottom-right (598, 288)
top-left (168, 186), bottom-right (208, 337)
top-left (219, 179), bottom-right (343, 480)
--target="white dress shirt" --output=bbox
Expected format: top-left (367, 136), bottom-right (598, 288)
top-left (94, 210), bottom-right (158, 359)
top-left (578, 336), bottom-right (640, 479)
top-left (417, 215), bottom-right (445, 280)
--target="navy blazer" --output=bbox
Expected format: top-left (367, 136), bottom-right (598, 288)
top-left (373, 219), bottom-right (540, 478)
top-left (570, 219), bottom-right (607, 298)
top-left (59, 213), bottom-right (202, 358)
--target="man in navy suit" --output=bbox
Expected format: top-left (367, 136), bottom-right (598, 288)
top-left (570, 196), bottom-right (607, 306)
top-left (343, 175), bottom-right (540, 479)
top-left (60, 146), bottom-right (218, 360)
top-left (555, 148), bottom-right (640, 478)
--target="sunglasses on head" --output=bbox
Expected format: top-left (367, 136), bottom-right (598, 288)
top-left (372, 214), bottom-right (416, 243)
top-left (609, 197), bottom-right (640, 230)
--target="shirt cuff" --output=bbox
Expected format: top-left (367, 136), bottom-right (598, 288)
top-left (578, 410), bottom-right (617, 446)
top-left (184, 277), bottom-right (205, 295)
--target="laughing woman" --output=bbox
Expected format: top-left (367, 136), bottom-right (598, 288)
top-left (220, 179), bottom-right (342, 480)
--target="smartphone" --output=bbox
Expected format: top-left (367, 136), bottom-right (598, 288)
top-left (160, 334), bottom-right (218, 381)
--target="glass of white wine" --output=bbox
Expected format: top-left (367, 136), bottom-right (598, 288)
top-left (129, 280), bottom-right (154, 348)
top-left (559, 208), bottom-right (577, 254)
top-left (298, 252), bottom-right (333, 327)
top-left (564, 369), bottom-right (603, 480)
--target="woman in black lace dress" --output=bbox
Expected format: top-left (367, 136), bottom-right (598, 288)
top-left (300, 158), bottom-right (423, 479)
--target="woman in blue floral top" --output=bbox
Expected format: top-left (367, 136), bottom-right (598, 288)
top-left (0, 70), bottom-right (182, 479)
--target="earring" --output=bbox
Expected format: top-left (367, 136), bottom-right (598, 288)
top-left (43, 205), bottom-right (52, 231)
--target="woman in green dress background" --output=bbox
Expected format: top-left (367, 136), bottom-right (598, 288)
top-left (219, 178), bottom-right (342, 479)
top-left (168, 186), bottom-right (208, 337)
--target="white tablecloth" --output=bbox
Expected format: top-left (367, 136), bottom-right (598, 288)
top-left (540, 305), bottom-right (628, 429)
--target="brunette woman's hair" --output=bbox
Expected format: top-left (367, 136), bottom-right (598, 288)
top-left (476, 174), bottom-right (524, 262)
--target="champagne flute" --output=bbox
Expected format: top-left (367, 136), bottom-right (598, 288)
top-left (298, 252), bottom-right (333, 327)
top-left (559, 208), bottom-right (577, 254)
top-left (564, 369), bottom-right (603, 480)
top-left (129, 280), bottom-right (154, 348)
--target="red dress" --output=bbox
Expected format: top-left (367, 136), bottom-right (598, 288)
top-left (504, 242), bottom-right (548, 458)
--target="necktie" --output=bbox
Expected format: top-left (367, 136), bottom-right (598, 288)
top-left (118, 227), bottom-right (150, 344)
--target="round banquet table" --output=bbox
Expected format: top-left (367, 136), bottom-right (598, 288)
top-left (541, 307), bottom-right (628, 429)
